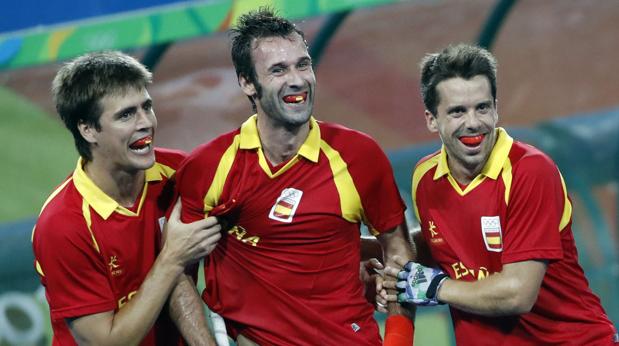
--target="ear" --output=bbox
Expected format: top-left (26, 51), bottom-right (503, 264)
top-left (425, 110), bottom-right (438, 133)
top-left (239, 75), bottom-right (257, 97)
top-left (78, 120), bottom-right (98, 144)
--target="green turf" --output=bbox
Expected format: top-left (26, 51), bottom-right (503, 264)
top-left (0, 86), bottom-right (76, 223)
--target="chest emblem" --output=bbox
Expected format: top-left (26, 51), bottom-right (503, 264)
top-left (269, 188), bottom-right (303, 223)
top-left (481, 216), bottom-right (503, 252)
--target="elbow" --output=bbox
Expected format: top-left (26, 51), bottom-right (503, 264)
top-left (505, 295), bottom-right (536, 315)
top-left (502, 282), bottom-right (539, 315)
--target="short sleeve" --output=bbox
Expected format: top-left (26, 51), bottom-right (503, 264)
top-left (33, 212), bottom-right (115, 320)
top-left (501, 154), bottom-right (565, 264)
top-left (342, 132), bottom-right (405, 234)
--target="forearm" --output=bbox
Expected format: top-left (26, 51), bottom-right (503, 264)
top-left (378, 224), bottom-right (415, 317)
top-left (437, 261), bottom-right (546, 316)
top-left (70, 252), bottom-right (184, 345)
top-left (169, 273), bottom-right (216, 346)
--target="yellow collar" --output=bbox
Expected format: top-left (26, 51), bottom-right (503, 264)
top-left (434, 127), bottom-right (513, 180)
top-left (72, 158), bottom-right (164, 219)
top-left (238, 114), bottom-right (321, 163)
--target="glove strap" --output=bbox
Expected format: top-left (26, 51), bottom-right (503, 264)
top-left (426, 274), bottom-right (449, 302)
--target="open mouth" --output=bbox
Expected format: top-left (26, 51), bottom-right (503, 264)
top-left (459, 134), bottom-right (485, 147)
top-left (282, 92), bottom-right (308, 104)
top-left (129, 135), bottom-right (153, 152)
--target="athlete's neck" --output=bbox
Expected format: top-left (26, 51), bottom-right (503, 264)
top-left (83, 159), bottom-right (145, 207)
top-left (257, 115), bottom-right (310, 166)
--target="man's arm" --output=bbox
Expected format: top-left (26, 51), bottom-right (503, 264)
top-left (377, 222), bottom-right (416, 346)
top-left (168, 274), bottom-right (216, 346)
top-left (68, 200), bottom-right (221, 345)
top-left (377, 223), bottom-right (414, 317)
top-left (385, 257), bottom-right (547, 316)
top-left (437, 260), bottom-right (547, 316)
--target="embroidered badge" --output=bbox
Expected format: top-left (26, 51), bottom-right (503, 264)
top-left (481, 216), bottom-right (502, 252)
top-left (269, 188), bottom-right (303, 223)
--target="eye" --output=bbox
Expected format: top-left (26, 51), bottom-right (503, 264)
top-left (448, 106), bottom-right (466, 118)
top-left (142, 101), bottom-right (153, 112)
top-left (298, 60), bottom-right (311, 70)
top-left (119, 110), bottom-right (134, 120)
top-left (477, 103), bottom-right (491, 114)
top-left (271, 66), bottom-right (285, 75)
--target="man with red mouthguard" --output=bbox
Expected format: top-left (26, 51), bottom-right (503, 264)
top-left (379, 44), bottom-right (618, 345)
top-left (32, 51), bottom-right (221, 345)
top-left (175, 7), bottom-right (414, 346)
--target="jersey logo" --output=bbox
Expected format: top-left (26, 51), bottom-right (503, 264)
top-left (428, 220), bottom-right (444, 245)
top-left (108, 255), bottom-right (124, 276)
top-left (481, 216), bottom-right (502, 252)
top-left (269, 188), bottom-right (303, 223)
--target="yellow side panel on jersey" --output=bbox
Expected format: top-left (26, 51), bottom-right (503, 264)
top-left (501, 158), bottom-right (513, 206)
top-left (204, 135), bottom-right (240, 215)
top-left (82, 199), bottom-right (100, 253)
top-left (412, 156), bottom-right (440, 222)
top-left (559, 173), bottom-right (572, 232)
top-left (320, 140), bottom-right (363, 225)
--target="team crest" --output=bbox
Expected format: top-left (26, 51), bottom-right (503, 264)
top-left (269, 188), bottom-right (303, 223)
top-left (481, 216), bottom-right (502, 252)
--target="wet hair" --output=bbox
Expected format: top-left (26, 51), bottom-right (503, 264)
top-left (419, 44), bottom-right (497, 115)
top-left (230, 7), bottom-right (306, 112)
top-left (52, 51), bottom-right (152, 161)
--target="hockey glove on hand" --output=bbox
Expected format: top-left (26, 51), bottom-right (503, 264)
top-left (396, 261), bottom-right (448, 306)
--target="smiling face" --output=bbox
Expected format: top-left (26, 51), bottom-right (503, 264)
top-left (80, 87), bottom-right (157, 173)
top-left (240, 33), bottom-right (315, 128)
top-left (426, 75), bottom-right (498, 182)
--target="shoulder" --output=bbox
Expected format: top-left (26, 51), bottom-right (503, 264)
top-left (413, 150), bottom-right (441, 178)
top-left (154, 147), bottom-right (187, 170)
top-left (318, 121), bottom-right (384, 155)
top-left (184, 129), bottom-right (241, 167)
top-left (509, 141), bottom-right (559, 175)
top-left (34, 179), bottom-right (89, 248)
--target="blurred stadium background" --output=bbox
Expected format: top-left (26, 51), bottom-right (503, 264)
top-left (0, 0), bottom-right (617, 344)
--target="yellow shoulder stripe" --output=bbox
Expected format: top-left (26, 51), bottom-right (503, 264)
top-left (501, 158), bottom-right (513, 206)
top-left (320, 140), bottom-right (364, 227)
top-left (204, 135), bottom-right (240, 215)
top-left (559, 172), bottom-right (572, 232)
top-left (82, 199), bottom-right (100, 253)
top-left (412, 156), bottom-right (440, 222)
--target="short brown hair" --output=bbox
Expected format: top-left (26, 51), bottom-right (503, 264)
top-left (420, 44), bottom-right (497, 115)
top-left (52, 51), bottom-right (152, 161)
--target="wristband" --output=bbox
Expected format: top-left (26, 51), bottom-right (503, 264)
top-left (384, 314), bottom-right (414, 346)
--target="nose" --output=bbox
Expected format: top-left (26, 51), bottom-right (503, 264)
top-left (136, 108), bottom-right (156, 131)
top-left (464, 109), bottom-right (482, 130)
top-left (286, 68), bottom-right (304, 88)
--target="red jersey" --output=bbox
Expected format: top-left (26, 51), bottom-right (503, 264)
top-left (413, 128), bottom-right (616, 345)
top-left (32, 148), bottom-right (185, 346)
top-left (176, 116), bottom-right (405, 346)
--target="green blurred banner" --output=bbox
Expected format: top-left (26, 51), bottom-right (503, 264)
top-left (0, 0), bottom-right (404, 70)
